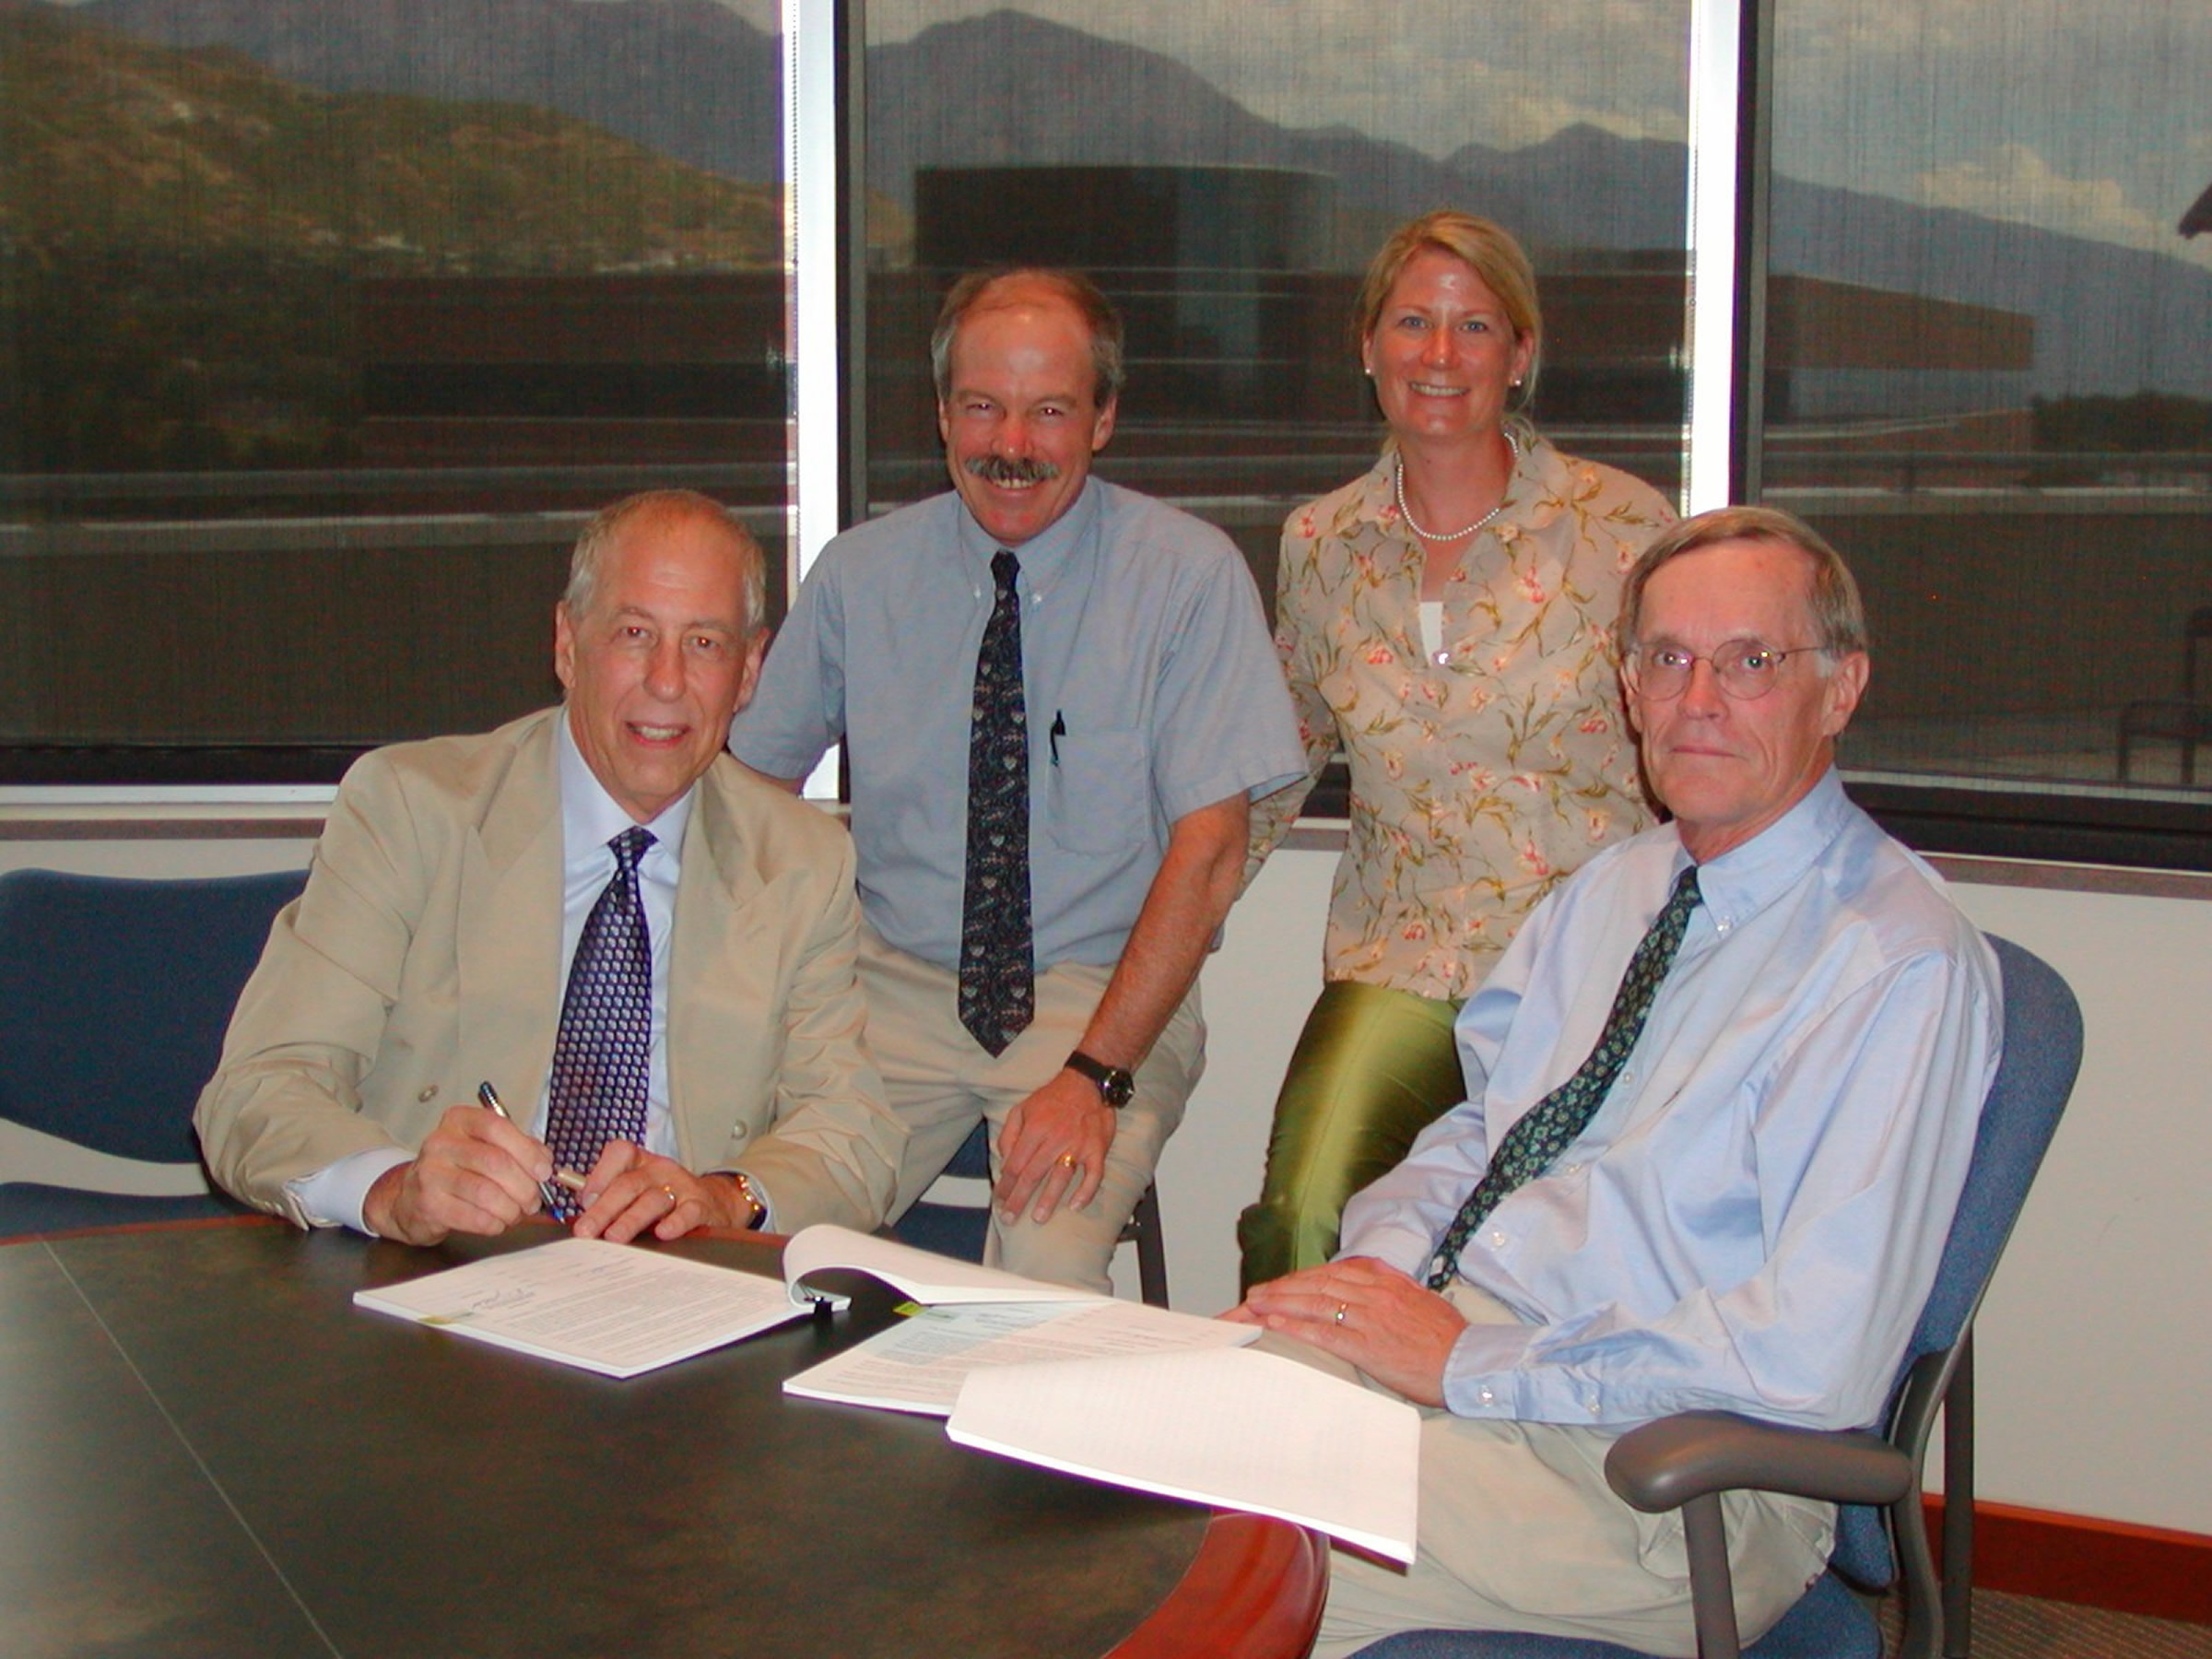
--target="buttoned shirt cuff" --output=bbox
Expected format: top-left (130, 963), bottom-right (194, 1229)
top-left (288, 1147), bottom-right (416, 1235)
top-left (1441, 1321), bottom-right (1540, 1419)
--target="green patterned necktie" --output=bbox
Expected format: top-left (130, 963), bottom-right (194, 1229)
top-left (1426, 865), bottom-right (1703, 1291)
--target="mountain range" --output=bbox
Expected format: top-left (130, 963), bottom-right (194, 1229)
top-left (48, 0), bottom-right (2212, 397)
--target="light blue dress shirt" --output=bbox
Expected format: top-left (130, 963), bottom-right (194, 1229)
top-left (728, 479), bottom-right (1306, 970)
top-left (1338, 769), bottom-right (2001, 1433)
top-left (289, 716), bottom-right (704, 1232)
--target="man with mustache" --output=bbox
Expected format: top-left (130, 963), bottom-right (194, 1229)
top-left (731, 269), bottom-right (1303, 1291)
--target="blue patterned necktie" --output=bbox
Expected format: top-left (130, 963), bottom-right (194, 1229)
top-left (959, 549), bottom-right (1034, 1056)
top-left (1426, 865), bottom-right (1703, 1290)
top-left (543, 826), bottom-right (655, 1218)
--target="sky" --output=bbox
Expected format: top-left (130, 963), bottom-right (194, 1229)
top-left (837, 0), bottom-right (2212, 273)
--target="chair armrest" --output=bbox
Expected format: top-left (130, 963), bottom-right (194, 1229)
top-left (1604, 1410), bottom-right (1915, 1513)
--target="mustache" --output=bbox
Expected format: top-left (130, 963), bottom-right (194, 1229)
top-left (963, 453), bottom-right (1062, 487)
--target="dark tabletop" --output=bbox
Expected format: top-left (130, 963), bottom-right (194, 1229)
top-left (0, 1218), bottom-right (1324, 1659)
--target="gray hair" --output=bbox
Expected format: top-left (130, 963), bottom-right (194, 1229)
top-left (1618, 505), bottom-right (1868, 660)
top-left (563, 489), bottom-right (765, 635)
top-left (929, 267), bottom-right (1125, 408)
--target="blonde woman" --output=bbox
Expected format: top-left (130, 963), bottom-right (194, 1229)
top-left (1240, 212), bottom-right (1674, 1288)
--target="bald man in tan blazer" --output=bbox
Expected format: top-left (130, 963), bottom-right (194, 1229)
top-left (196, 493), bottom-right (903, 1245)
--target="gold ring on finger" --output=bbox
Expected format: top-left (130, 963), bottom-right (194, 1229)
top-left (1334, 1300), bottom-right (1348, 1327)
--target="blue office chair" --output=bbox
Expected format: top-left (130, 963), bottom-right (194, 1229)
top-left (891, 1119), bottom-right (1172, 1307)
top-left (1353, 935), bottom-right (2083, 1659)
top-left (0, 866), bottom-right (307, 1237)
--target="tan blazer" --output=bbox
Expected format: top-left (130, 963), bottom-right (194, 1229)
top-left (195, 708), bottom-right (903, 1231)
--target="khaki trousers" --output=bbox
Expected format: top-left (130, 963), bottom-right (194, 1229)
top-left (859, 923), bottom-right (1204, 1295)
top-left (1273, 1284), bottom-right (1835, 1659)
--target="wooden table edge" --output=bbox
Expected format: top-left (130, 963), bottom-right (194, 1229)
top-left (1107, 1510), bottom-right (1329, 1659)
top-left (0, 1209), bottom-right (285, 1247)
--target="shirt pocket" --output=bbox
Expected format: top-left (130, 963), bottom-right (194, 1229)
top-left (1044, 725), bottom-right (1150, 856)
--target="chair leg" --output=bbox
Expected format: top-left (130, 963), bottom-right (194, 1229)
top-left (1942, 1335), bottom-right (1975, 1659)
top-left (1681, 1492), bottom-right (1742, 1659)
top-left (1123, 1181), bottom-right (1170, 1309)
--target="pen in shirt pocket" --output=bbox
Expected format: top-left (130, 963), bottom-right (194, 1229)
top-left (476, 1080), bottom-right (587, 1209)
top-left (1050, 711), bottom-right (1066, 765)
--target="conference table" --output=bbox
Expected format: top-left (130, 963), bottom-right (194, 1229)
top-left (0, 1218), bottom-right (1326, 1659)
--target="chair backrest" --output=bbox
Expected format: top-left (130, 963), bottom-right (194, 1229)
top-left (0, 867), bottom-right (308, 1164)
top-left (1830, 932), bottom-right (2083, 1584)
top-left (1907, 935), bottom-right (2082, 1359)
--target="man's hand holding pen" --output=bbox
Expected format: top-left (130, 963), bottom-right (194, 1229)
top-left (362, 1101), bottom-right (569, 1247)
top-left (363, 1080), bottom-right (758, 1247)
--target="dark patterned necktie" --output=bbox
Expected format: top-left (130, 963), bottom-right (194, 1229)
top-left (959, 549), bottom-right (1034, 1055)
top-left (1426, 865), bottom-right (1703, 1290)
top-left (543, 826), bottom-right (655, 1217)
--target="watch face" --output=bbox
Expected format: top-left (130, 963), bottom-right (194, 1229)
top-left (1069, 1052), bottom-right (1135, 1107)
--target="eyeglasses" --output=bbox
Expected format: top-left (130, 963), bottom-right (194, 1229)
top-left (1622, 640), bottom-right (1829, 701)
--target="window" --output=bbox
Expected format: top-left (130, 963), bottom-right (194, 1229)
top-left (0, 0), bottom-right (791, 781)
top-left (6, 0), bottom-right (2209, 868)
top-left (860, 0), bottom-right (1693, 618)
top-left (1762, 0), bottom-right (2212, 865)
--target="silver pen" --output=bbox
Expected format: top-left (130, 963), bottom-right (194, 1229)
top-left (476, 1080), bottom-right (587, 1211)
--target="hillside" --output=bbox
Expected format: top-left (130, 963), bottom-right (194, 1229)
top-left (0, 0), bottom-right (783, 471)
top-left (6, 0), bottom-right (780, 269)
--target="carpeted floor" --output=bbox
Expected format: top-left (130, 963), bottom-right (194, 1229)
top-left (1877, 1588), bottom-right (2212, 1656)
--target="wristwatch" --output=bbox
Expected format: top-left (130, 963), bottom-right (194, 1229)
top-left (722, 1170), bottom-right (769, 1230)
top-left (1065, 1050), bottom-right (1135, 1108)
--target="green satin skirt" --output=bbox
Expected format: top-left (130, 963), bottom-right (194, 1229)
top-left (1236, 979), bottom-right (1466, 1293)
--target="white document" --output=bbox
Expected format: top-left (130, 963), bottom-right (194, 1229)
top-left (782, 1296), bottom-right (1256, 1415)
top-left (353, 1237), bottom-right (804, 1379)
top-left (780, 1224), bottom-right (1097, 1307)
top-left (948, 1346), bottom-right (1421, 1562)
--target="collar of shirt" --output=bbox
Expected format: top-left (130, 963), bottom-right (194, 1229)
top-left (555, 710), bottom-right (695, 882)
top-left (1679, 766), bottom-right (1854, 947)
top-left (954, 475), bottom-right (1100, 599)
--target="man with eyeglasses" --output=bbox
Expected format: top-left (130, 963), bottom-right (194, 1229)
top-left (1233, 505), bottom-right (2001, 1656)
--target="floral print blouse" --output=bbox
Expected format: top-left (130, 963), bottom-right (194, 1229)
top-left (1246, 433), bottom-right (1675, 1001)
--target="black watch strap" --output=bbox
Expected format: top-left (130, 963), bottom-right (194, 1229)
top-left (1065, 1050), bottom-right (1135, 1108)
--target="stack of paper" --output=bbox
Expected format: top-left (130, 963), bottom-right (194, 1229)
top-left (780, 1229), bottom-right (1255, 1416)
top-left (353, 1236), bottom-right (805, 1379)
top-left (780, 1226), bottom-right (1421, 1560)
top-left (949, 1345), bottom-right (1420, 1563)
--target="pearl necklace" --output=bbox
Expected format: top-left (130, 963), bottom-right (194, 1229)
top-left (1394, 430), bottom-right (1523, 542)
